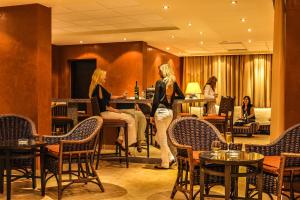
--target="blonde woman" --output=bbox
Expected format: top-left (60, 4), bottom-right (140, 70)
top-left (89, 68), bottom-right (137, 150)
top-left (150, 64), bottom-right (185, 169)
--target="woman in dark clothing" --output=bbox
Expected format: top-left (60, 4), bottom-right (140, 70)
top-left (89, 68), bottom-right (137, 148)
top-left (234, 96), bottom-right (256, 126)
top-left (150, 63), bottom-right (185, 169)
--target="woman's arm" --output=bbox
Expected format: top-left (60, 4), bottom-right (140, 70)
top-left (248, 106), bottom-right (255, 119)
top-left (240, 107), bottom-right (244, 119)
top-left (174, 82), bottom-right (185, 99)
top-left (111, 95), bottom-right (126, 100)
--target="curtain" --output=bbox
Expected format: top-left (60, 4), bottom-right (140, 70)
top-left (183, 54), bottom-right (272, 107)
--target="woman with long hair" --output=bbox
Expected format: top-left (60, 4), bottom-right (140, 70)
top-left (150, 63), bottom-right (185, 169)
top-left (89, 68), bottom-right (137, 149)
top-left (203, 76), bottom-right (218, 114)
top-left (234, 96), bottom-right (256, 126)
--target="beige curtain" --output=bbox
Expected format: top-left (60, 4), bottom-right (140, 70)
top-left (183, 54), bottom-right (272, 107)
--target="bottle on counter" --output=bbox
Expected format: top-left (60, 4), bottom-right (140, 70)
top-left (134, 81), bottom-right (139, 100)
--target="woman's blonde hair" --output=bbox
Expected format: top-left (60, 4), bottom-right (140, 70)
top-left (88, 68), bottom-right (107, 98)
top-left (159, 63), bottom-right (176, 87)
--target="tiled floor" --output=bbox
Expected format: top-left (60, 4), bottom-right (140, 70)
top-left (0, 134), bottom-right (297, 200)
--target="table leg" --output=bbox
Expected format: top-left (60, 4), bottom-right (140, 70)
top-left (257, 162), bottom-right (263, 200)
top-left (224, 165), bottom-right (231, 200)
top-left (125, 124), bottom-right (129, 168)
top-left (6, 150), bottom-right (11, 200)
top-left (199, 160), bottom-right (205, 200)
top-left (40, 146), bottom-right (45, 196)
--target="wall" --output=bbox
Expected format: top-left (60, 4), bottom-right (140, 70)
top-left (52, 41), bottom-right (181, 98)
top-left (142, 44), bottom-right (182, 89)
top-left (0, 4), bottom-right (51, 134)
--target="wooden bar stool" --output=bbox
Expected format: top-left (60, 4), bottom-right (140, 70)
top-left (91, 97), bottom-right (129, 168)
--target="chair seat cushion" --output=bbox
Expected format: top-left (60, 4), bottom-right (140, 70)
top-left (203, 114), bottom-right (225, 120)
top-left (47, 144), bottom-right (59, 156)
top-left (263, 156), bottom-right (281, 174)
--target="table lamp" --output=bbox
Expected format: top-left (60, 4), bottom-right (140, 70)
top-left (185, 82), bottom-right (201, 99)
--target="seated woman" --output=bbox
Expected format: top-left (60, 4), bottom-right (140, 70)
top-left (89, 68), bottom-right (137, 150)
top-left (234, 96), bottom-right (256, 126)
top-left (150, 63), bottom-right (185, 169)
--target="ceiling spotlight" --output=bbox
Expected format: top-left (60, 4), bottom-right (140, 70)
top-left (200, 31), bottom-right (203, 35)
top-left (248, 39), bottom-right (252, 43)
top-left (200, 41), bottom-right (204, 45)
top-left (163, 5), bottom-right (169, 10)
top-left (247, 28), bottom-right (252, 32)
top-left (123, 37), bottom-right (127, 41)
top-left (241, 18), bottom-right (246, 22)
top-left (166, 47), bottom-right (170, 51)
top-left (231, 1), bottom-right (238, 5)
top-left (79, 41), bottom-right (83, 44)
top-left (188, 22), bottom-right (192, 27)
top-left (171, 35), bottom-right (175, 39)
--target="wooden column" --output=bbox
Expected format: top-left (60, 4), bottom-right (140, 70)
top-left (0, 4), bottom-right (51, 135)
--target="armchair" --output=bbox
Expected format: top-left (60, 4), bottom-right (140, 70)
top-left (245, 123), bottom-right (300, 200)
top-left (43, 116), bottom-right (104, 200)
top-left (167, 117), bottom-right (242, 200)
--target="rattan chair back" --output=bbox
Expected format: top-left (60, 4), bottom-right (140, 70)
top-left (0, 114), bottom-right (37, 140)
top-left (168, 117), bottom-right (227, 151)
top-left (52, 104), bottom-right (68, 116)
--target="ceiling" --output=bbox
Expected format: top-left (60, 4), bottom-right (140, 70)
top-left (0, 0), bottom-right (274, 56)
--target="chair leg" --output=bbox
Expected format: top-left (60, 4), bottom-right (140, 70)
top-left (96, 130), bottom-right (103, 170)
top-left (170, 168), bottom-right (180, 199)
top-left (90, 159), bottom-right (105, 192)
top-left (31, 155), bottom-right (36, 189)
top-left (0, 161), bottom-right (3, 194)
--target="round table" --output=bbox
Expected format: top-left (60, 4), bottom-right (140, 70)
top-left (199, 150), bottom-right (264, 200)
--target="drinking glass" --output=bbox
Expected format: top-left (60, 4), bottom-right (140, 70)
top-left (211, 140), bottom-right (221, 153)
top-left (225, 132), bottom-right (233, 151)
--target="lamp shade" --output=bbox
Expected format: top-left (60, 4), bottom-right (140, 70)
top-left (185, 82), bottom-right (201, 94)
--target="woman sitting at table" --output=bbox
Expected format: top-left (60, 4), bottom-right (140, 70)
top-left (150, 63), bottom-right (185, 169)
top-left (89, 68), bottom-right (137, 150)
top-left (234, 96), bottom-right (256, 126)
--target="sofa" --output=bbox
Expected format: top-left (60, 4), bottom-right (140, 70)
top-left (190, 106), bottom-right (271, 136)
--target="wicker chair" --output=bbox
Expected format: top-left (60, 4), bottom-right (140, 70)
top-left (43, 116), bottom-right (104, 200)
top-left (167, 117), bottom-right (242, 200)
top-left (52, 104), bottom-right (74, 135)
top-left (203, 96), bottom-right (235, 133)
top-left (0, 114), bottom-right (38, 191)
top-left (245, 123), bottom-right (300, 200)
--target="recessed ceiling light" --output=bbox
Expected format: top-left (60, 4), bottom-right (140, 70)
top-left (248, 39), bottom-right (252, 43)
top-left (188, 22), bottom-right (192, 27)
top-left (171, 35), bottom-right (175, 39)
top-left (79, 41), bottom-right (83, 44)
top-left (123, 37), bottom-right (127, 41)
top-left (163, 5), bottom-right (169, 10)
top-left (231, 1), bottom-right (238, 5)
top-left (200, 31), bottom-right (203, 35)
top-left (166, 47), bottom-right (170, 51)
top-left (147, 47), bottom-right (153, 51)
top-left (200, 41), bottom-right (204, 45)
top-left (247, 28), bottom-right (252, 32)
top-left (241, 18), bottom-right (246, 22)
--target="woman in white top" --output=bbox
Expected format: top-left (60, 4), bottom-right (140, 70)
top-left (203, 76), bottom-right (218, 114)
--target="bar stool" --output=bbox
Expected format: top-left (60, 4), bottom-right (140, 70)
top-left (91, 97), bottom-right (129, 168)
top-left (51, 104), bottom-right (74, 135)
